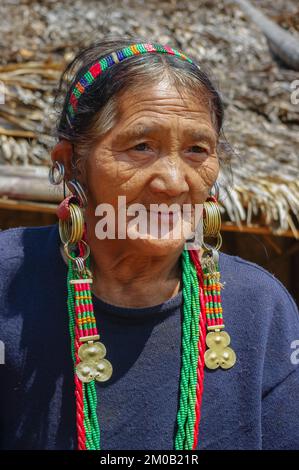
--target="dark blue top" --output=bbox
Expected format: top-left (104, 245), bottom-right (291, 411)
top-left (0, 223), bottom-right (299, 450)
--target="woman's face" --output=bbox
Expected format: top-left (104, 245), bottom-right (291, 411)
top-left (84, 78), bottom-right (220, 255)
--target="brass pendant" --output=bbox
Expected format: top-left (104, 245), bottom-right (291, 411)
top-left (78, 341), bottom-right (106, 361)
top-left (94, 358), bottom-right (113, 382)
top-left (75, 341), bottom-right (113, 383)
top-left (76, 361), bottom-right (97, 383)
top-left (204, 331), bottom-right (236, 370)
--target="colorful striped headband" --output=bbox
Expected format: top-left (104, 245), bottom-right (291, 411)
top-left (66, 43), bottom-right (199, 128)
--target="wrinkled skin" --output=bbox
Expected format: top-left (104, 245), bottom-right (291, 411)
top-left (51, 78), bottom-right (220, 307)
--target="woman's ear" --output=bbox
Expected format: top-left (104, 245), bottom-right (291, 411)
top-left (50, 139), bottom-right (74, 181)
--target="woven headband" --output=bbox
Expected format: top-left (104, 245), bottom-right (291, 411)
top-left (66, 43), bottom-right (198, 128)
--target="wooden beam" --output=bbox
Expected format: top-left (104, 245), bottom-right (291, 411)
top-left (221, 222), bottom-right (299, 239)
top-left (0, 176), bottom-right (63, 202)
top-left (0, 165), bottom-right (49, 178)
top-left (0, 197), bottom-right (57, 214)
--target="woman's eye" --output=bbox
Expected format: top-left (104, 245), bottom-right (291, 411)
top-left (132, 142), bottom-right (151, 151)
top-left (188, 145), bottom-right (208, 154)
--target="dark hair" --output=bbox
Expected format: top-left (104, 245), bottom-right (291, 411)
top-left (53, 35), bottom-right (233, 189)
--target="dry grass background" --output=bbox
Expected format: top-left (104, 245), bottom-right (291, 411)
top-left (0, 0), bottom-right (298, 235)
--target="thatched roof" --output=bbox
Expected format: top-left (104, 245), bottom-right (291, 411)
top-left (0, 0), bottom-right (298, 237)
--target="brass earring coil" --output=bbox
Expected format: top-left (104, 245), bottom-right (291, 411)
top-left (70, 204), bottom-right (84, 243)
top-left (202, 200), bottom-right (222, 251)
top-left (59, 202), bottom-right (84, 245)
top-left (203, 201), bottom-right (221, 237)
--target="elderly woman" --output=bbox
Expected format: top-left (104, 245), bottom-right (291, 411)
top-left (0, 37), bottom-right (299, 451)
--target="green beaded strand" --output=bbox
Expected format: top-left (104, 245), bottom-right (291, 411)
top-left (174, 248), bottom-right (201, 450)
top-left (184, 263), bottom-right (200, 449)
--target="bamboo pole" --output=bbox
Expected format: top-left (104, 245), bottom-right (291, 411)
top-left (0, 197), bottom-right (57, 214)
top-left (0, 176), bottom-right (63, 202)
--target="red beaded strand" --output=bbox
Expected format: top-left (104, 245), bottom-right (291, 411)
top-left (189, 249), bottom-right (207, 449)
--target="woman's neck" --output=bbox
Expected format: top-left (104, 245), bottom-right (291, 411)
top-left (88, 240), bottom-right (183, 308)
top-left (59, 221), bottom-right (203, 308)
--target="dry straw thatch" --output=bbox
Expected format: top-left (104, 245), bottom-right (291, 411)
top-left (0, 0), bottom-right (298, 236)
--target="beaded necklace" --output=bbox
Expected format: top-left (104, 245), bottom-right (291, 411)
top-left (66, 238), bottom-right (229, 450)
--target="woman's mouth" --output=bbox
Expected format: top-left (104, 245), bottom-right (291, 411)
top-left (147, 208), bottom-right (182, 222)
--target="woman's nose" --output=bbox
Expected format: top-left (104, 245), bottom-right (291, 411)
top-left (149, 159), bottom-right (189, 198)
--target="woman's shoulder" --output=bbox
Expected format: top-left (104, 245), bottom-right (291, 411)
top-left (219, 250), bottom-right (298, 317)
top-left (219, 251), bottom-right (299, 397)
top-left (0, 224), bottom-right (59, 263)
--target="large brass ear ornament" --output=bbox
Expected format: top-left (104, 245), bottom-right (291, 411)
top-left (56, 190), bottom-right (87, 275)
top-left (58, 200), bottom-right (85, 245)
top-left (56, 191), bottom-right (85, 256)
top-left (51, 161), bottom-right (88, 243)
top-left (202, 195), bottom-right (222, 253)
